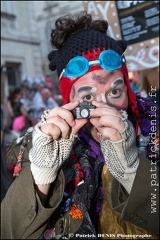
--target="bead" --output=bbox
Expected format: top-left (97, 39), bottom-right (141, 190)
top-left (17, 155), bottom-right (22, 161)
top-left (44, 228), bottom-right (55, 239)
top-left (13, 135), bottom-right (27, 177)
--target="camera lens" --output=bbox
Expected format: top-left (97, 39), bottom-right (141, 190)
top-left (80, 108), bottom-right (89, 118)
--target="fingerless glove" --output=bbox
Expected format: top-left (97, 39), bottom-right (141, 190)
top-left (100, 120), bottom-right (139, 193)
top-left (29, 124), bottom-right (76, 185)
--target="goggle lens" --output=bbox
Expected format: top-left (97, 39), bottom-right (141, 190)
top-left (62, 50), bottom-right (125, 78)
top-left (100, 50), bottom-right (123, 71)
top-left (67, 56), bottom-right (88, 76)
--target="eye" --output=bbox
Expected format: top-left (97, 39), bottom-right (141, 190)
top-left (108, 89), bottom-right (122, 98)
top-left (83, 94), bottom-right (95, 102)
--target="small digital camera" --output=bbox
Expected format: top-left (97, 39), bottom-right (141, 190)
top-left (74, 102), bottom-right (96, 119)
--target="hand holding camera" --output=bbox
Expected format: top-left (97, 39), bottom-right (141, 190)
top-left (29, 101), bottom-right (88, 185)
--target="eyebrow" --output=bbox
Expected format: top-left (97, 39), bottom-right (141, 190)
top-left (77, 78), bottom-right (124, 95)
top-left (111, 78), bottom-right (124, 88)
top-left (78, 86), bottom-right (93, 93)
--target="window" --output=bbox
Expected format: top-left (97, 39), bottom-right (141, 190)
top-left (6, 62), bottom-right (22, 88)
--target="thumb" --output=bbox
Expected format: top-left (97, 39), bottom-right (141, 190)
top-left (71, 119), bottom-right (87, 135)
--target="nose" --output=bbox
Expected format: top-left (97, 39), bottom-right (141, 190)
top-left (95, 92), bottom-right (107, 104)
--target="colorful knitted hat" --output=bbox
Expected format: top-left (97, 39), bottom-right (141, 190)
top-left (48, 29), bottom-right (140, 135)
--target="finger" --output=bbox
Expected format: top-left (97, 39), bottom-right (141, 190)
top-left (90, 107), bottom-right (122, 119)
top-left (46, 116), bottom-right (71, 139)
top-left (62, 100), bottom-right (80, 111)
top-left (48, 101), bottom-right (80, 127)
top-left (98, 127), bottom-right (122, 141)
top-left (90, 115), bottom-right (125, 132)
top-left (71, 119), bottom-right (87, 135)
top-left (90, 102), bottom-right (122, 119)
top-left (40, 123), bottom-right (61, 140)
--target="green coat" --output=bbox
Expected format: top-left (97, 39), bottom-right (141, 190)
top-left (1, 133), bottom-right (159, 239)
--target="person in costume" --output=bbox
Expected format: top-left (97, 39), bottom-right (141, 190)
top-left (1, 11), bottom-right (159, 239)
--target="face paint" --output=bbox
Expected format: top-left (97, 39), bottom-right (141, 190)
top-left (77, 86), bottom-right (107, 103)
top-left (70, 69), bottom-right (128, 110)
top-left (111, 78), bottom-right (124, 88)
top-left (75, 78), bottom-right (125, 103)
top-left (78, 86), bottom-right (93, 93)
top-left (91, 71), bottom-right (115, 84)
top-left (76, 86), bottom-right (97, 102)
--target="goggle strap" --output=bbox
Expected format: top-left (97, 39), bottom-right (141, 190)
top-left (88, 60), bottom-right (99, 66)
top-left (59, 69), bottom-right (65, 80)
top-left (121, 49), bottom-right (127, 64)
top-left (122, 48), bottom-right (128, 57)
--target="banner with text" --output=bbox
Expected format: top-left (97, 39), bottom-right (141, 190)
top-left (82, 1), bottom-right (159, 71)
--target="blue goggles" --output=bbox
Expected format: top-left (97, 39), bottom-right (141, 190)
top-left (61, 50), bottom-right (125, 79)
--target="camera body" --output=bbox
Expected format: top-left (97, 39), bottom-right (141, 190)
top-left (74, 102), bottom-right (96, 119)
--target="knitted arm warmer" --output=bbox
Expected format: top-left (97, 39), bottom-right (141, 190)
top-left (29, 124), bottom-right (76, 185)
top-left (100, 120), bottom-right (139, 193)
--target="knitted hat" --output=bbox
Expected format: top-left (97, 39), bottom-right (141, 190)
top-left (48, 29), bottom-right (140, 134)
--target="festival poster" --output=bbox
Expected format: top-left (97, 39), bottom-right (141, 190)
top-left (82, 1), bottom-right (159, 72)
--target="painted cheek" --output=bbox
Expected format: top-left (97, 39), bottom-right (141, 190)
top-left (107, 93), bottom-right (128, 110)
top-left (118, 97), bottom-right (128, 109)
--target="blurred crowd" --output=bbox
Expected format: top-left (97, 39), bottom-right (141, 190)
top-left (3, 76), bottom-right (63, 139)
top-left (1, 74), bottom-right (63, 200)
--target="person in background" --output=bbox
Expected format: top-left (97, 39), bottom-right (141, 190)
top-left (129, 78), bottom-right (140, 93)
top-left (1, 11), bottom-right (159, 239)
top-left (1, 108), bottom-right (10, 201)
top-left (9, 87), bottom-right (33, 132)
top-left (54, 94), bottom-right (63, 106)
top-left (22, 90), bottom-right (36, 117)
top-left (5, 94), bottom-right (14, 129)
top-left (33, 82), bottom-right (44, 108)
top-left (21, 89), bottom-right (39, 126)
top-left (129, 72), bottom-right (148, 98)
top-left (36, 87), bottom-right (58, 117)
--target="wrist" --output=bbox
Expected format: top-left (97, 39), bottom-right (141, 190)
top-left (31, 163), bottom-right (57, 185)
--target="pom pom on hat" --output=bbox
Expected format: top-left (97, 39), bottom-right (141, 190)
top-left (48, 50), bottom-right (58, 72)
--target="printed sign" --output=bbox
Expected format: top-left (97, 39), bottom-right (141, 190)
top-left (115, 1), bottom-right (159, 45)
top-left (82, 1), bottom-right (159, 71)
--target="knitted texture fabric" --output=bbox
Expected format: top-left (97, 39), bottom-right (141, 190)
top-left (100, 120), bottom-right (139, 193)
top-left (29, 124), bottom-right (76, 185)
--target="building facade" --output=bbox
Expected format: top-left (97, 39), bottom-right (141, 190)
top-left (1, 1), bottom-right (43, 90)
top-left (1, 1), bottom-right (84, 96)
